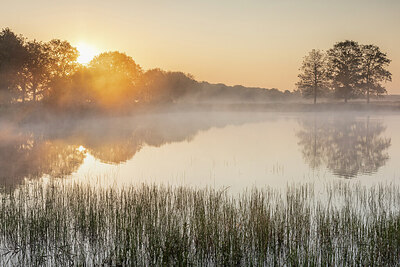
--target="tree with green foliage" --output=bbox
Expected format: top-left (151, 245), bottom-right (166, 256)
top-left (360, 44), bottom-right (391, 103)
top-left (296, 49), bottom-right (329, 104)
top-left (327, 40), bottom-right (363, 102)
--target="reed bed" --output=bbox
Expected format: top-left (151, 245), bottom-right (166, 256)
top-left (1, 181), bottom-right (400, 266)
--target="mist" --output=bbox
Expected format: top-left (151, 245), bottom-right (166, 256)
top-left (1, 3), bottom-right (400, 264)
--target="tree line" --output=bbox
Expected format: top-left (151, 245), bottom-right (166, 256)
top-left (296, 40), bottom-right (392, 103)
top-left (0, 28), bottom-right (189, 109)
top-left (0, 28), bottom-right (291, 112)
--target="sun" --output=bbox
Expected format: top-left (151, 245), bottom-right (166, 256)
top-left (76, 43), bottom-right (98, 64)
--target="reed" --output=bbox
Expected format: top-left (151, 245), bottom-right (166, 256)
top-left (1, 181), bottom-right (400, 266)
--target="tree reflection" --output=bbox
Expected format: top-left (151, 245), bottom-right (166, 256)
top-left (296, 119), bottom-right (326, 170)
top-left (0, 132), bottom-right (85, 185)
top-left (86, 137), bottom-right (143, 165)
top-left (1, 113), bottom-right (393, 186)
top-left (0, 112), bottom-right (269, 185)
top-left (297, 116), bottom-right (391, 178)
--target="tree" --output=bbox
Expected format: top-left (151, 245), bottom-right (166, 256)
top-left (1, 29), bottom-right (79, 104)
top-left (138, 69), bottom-right (197, 103)
top-left (138, 68), bottom-right (167, 103)
top-left (296, 49), bottom-right (329, 104)
top-left (44, 40), bottom-right (79, 104)
top-left (0, 28), bottom-right (28, 104)
top-left (47, 39), bottom-right (79, 79)
top-left (327, 40), bottom-right (363, 102)
top-left (360, 44), bottom-right (391, 103)
top-left (22, 40), bottom-right (53, 102)
top-left (88, 51), bottom-right (142, 108)
top-left (16, 38), bottom-right (79, 103)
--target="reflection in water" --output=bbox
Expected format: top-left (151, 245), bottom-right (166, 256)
top-left (297, 116), bottom-right (391, 178)
top-left (0, 112), bottom-right (395, 186)
top-left (0, 112), bottom-right (271, 185)
top-left (0, 132), bottom-right (85, 185)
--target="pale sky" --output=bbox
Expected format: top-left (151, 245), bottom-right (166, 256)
top-left (1, 0), bottom-right (399, 93)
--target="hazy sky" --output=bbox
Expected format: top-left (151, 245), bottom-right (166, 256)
top-left (2, 0), bottom-right (399, 93)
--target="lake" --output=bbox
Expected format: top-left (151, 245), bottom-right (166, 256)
top-left (2, 110), bottom-right (400, 266)
top-left (1, 111), bottom-right (399, 190)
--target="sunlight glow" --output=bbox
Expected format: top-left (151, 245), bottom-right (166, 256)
top-left (76, 43), bottom-right (98, 64)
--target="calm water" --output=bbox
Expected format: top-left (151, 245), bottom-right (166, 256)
top-left (1, 111), bottom-right (399, 190)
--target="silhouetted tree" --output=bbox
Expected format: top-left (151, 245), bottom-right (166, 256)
top-left (163, 71), bottom-right (196, 101)
top-left (296, 49), bottom-right (329, 104)
top-left (138, 68), bottom-right (170, 103)
top-left (1, 29), bottom-right (80, 104)
top-left (327, 40), bottom-right (363, 102)
top-left (47, 40), bottom-right (79, 78)
top-left (22, 40), bottom-right (54, 101)
top-left (360, 44), bottom-right (392, 103)
top-left (2, 29), bottom-right (296, 111)
top-left (22, 39), bottom-right (80, 102)
top-left (138, 69), bottom-right (196, 103)
top-left (0, 28), bottom-right (28, 103)
top-left (44, 41), bottom-right (80, 106)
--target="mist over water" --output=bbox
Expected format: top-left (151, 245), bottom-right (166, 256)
top-left (2, 4), bottom-right (400, 264)
top-left (1, 109), bottom-right (398, 191)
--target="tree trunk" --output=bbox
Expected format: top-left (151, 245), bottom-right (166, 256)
top-left (314, 86), bottom-right (317, 104)
top-left (32, 83), bottom-right (37, 102)
top-left (366, 69), bottom-right (370, 104)
top-left (22, 84), bottom-right (26, 103)
top-left (313, 117), bottom-right (317, 168)
top-left (21, 78), bottom-right (27, 103)
top-left (313, 67), bottom-right (317, 105)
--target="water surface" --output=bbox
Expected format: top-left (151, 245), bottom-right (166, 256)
top-left (1, 111), bottom-right (399, 191)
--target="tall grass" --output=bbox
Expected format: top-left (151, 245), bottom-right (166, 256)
top-left (1, 181), bottom-right (400, 266)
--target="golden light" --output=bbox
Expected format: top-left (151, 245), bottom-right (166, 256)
top-left (76, 43), bottom-right (98, 64)
top-left (78, 145), bottom-right (86, 152)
